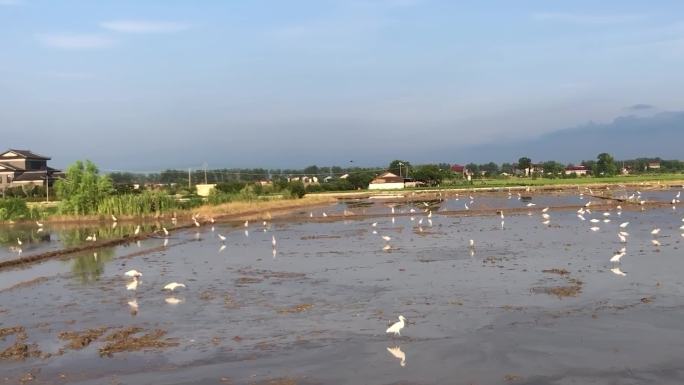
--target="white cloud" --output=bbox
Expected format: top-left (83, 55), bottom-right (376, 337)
top-left (532, 12), bottom-right (643, 25)
top-left (100, 20), bottom-right (189, 33)
top-left (36, 34), bottom-right (114, 49)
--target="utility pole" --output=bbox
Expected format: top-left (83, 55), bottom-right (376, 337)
top-left (45, 169), bottom-right (49, 203)
top-left (203, 162), bottom-right (208, 184)
top-left (188, 168), bottom-right (191, 190)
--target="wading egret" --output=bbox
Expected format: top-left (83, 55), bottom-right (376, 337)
top-left (611, 267), bottom-right (627, 277)
top-left (163, 282), bottom-right (186, 291)
top-left (590, 227), bottom-right (600, 232)
top-left (386, 315), bottom-right (406, 336)
top-left (610, 247), bottom-right (626, 263)
top-left (382, 235), bottom-right (391, 242)
top-left (652, 239), bottom-right (661, 247)
top-left (218, 234), bottom-right (226, 242)
top-left (272, 235), bottom-right (277, 247)
top-left (134, 225), bottom-right (140, 235)
top-left (651, 228), bottom-right (661, 235)
top-left (125, 270), bottom-right (142, 278)
top-left (620, 222), bottom-right (629, 228)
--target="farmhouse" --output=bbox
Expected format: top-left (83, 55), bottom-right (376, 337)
top-left (368, 172), bottom-right (405, 190)
top-left (0, 149), bottom-right (62, 190)
top-left (565, 165), bottom-right (589, 176)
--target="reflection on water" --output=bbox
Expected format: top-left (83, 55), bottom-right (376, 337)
top-left (387, 346), bottom-right (406, 367)
top-left (69, 247), bottom-right (114, 284)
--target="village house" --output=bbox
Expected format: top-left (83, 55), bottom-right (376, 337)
top-left (647, 161), bottom-right (661, 170)
top-left (368, 172), bottom-right (405, 190)
top-left (0, 149), bottom-right (62, 191)
top-left (564, 165), bottom-right (589, 176)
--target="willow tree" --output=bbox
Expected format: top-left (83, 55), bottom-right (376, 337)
top-left (55, 160), bottom-right (113, 215)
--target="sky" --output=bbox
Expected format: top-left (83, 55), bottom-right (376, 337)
top-left (2, 0), bottom-right (684, 171)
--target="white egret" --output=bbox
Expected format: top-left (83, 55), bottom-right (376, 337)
top-left (219, 244), bottom-right (226, 253)
top-left (590, 227), bottom-right (600, 232)
top-left (610, 247), bottom-right (626, 263)
top-left (244, 220), bottom-right (249, 227)
top-left (163, 282), bottom-right (186, 291)
top-left (16, 238), bottom-right (22, 246)
top-left (124, 270), bottom-right (142, 278)
top-left (603, 219), bottom-right (611, 223)
top-left (163, 238), bottom-right (169, 247)
top-left (618, 233), bottom-right (627, 243)
top-left (134, 225), bottom-right (140, 235)
top-left (652, 239), bottom-right (661, 247)
top-left (526, 203), bottom-right (536, 207)
top-left (542, 213), bottom-right (550, 220)
top-left (86, 234), bottom-right (97, 242)
top-left (386, 315), bottom-right (406, 336)
top-left (542, 220), bottom-right (550, 225)
top-left (382, 235), bottom-right (391, 242)
top-left (322, 212), bottom-right (328, 217)
top-left (651, 228), bottom-right (661, 235)
top-left (469, 239), bottom-right (475, 248)
top-left (603, 212), bottom-right (610, 217)
top-left (578, 215), bottom-right (586, 221)
top-left (383, 244), bottom-right (391, 251)
top-left (272, 235), bottom-right (277, 247)
top-left (464, 203), bottom-right (469, 210)
top-left (371, 222), bottom-right (377, 227)
top-left (590, 219), bottom-right (600, 223)
top-left (611, 267), bottom-right (627, 277)
top-left (619, 231), bottom-right (629, 237)
top-left (387, 346), bottom-right (406, 367)
top-left (127, 299), bottom-right (139, 310)
top-left (542, 207), bottom-right (549, 213)
top-left (36, 221), bottom-right (43, 227)
top-left (194, 219), bottom-right (200, 227)
top-left (218, 234), bottom-right (226, 242)
top-left (162, 227), bottom-right (169, 236)
top-left (620, 222), bottom-right (629, 228)
top-left (111, 214), bottom-right (118, 222)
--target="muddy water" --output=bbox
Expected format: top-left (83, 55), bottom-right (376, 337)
top-left (1, 189), bottom-right (683, 385)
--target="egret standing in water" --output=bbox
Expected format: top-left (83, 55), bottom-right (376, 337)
top-left (163, 282), bottom-right (186, 291)
top-left (386, 315), bottom-right (406, 336)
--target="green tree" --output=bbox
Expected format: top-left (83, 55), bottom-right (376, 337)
top-left (479, 162), bottom-right (499, 177)
top-left (542, 161), bottom-right (564, 178)
top-left (388, 160), bottom-right (412, 178)
top-left (595, 153), bottom-right (618, 176)
top-left (518, 157), bottom-right (532, 172)
top-left (412, 164), bottom-right (444, 186)
top-left (55, 160), bottom-right (114, 215)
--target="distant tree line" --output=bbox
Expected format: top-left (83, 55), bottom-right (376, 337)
top-left (103, 153), bottom-right (684, 192)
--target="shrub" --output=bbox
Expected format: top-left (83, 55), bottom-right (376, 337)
top-left (0, 198), bottom-right (31, 221)
top-left (288, 181), bottom-right (306, 199)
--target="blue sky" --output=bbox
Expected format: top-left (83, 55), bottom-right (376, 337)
top-left (2, 0), bottom-right (683, 170)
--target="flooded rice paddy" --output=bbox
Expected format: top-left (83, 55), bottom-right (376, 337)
top-left (1, 188), bottom-right (684, 384)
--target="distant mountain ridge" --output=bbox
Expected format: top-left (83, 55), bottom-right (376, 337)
top-left (451, 111), bottom-right (684, 164)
